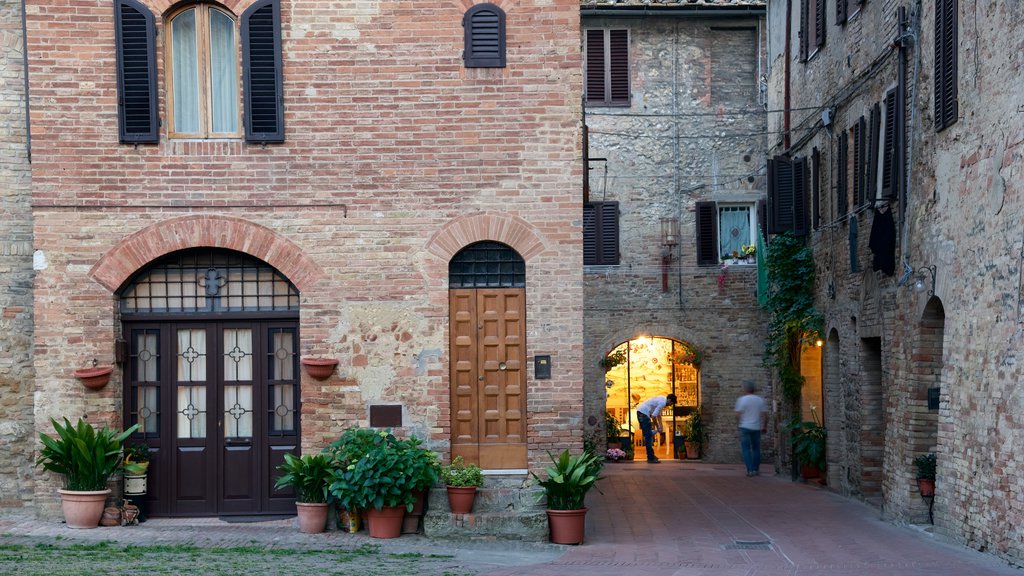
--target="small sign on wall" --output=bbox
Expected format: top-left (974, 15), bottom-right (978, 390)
top-left (370, 405), bottom-right (402, 428)
top-left (534, 355), bottom-right (551, 379)
top-left (927, 387), bottom-right (940, 411)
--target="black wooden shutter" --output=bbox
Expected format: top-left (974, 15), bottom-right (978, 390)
top-left (852, 120), bottom-right (862, 207)
top-left (866, 103), bottom-right (881, 202)
top-left (758, 199), bottom-right (768, 242)
top-left (585, 29), bottom-right (606, 103)
top-left (881, 89), bottom-right (898, 198)
top-left (836, 0), bottom-right (848, 25)
top-left (583, 202), bottom-right (619, 265)
top-left (115, 0), bottom-right (158, 143)
top-left (696, 201), bottom-right (719, 266)
top-left (768, 156), bottom-right (794, 234)
top-left (837, 131), bottom-right (848, 217)
top-left (463, 4), bottom-right (506, 68)
top-left (811, 147), bottom-right (820, 230)
top-left (608, 30), bottom-right (629, 105)
top-left (799, 0), bottom-right (809, 61)
top-left (935, 0), bottom-right (958, 131)
top-left (242, 0), bottom-right (284, 143)
top-left (792, 157), bottom-right (808, 237)
top-left (815, 0), bottom-right (826, 48)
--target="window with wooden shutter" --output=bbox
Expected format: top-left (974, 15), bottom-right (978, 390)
top-left (812, 147), bottom-right (820, 230)
top-left (583, 202), bottom-right (619, 265)
top-left (585, 29), bottom-right (629, 106)
top-left (836, 0), bottom-right (848, 25)
top-left (799, 0), bottom-right (810, 61)
top-left (242, 0), bottom-right (284, 142)
top-left (696, 201), bottom-right (719, 266)
top-left (463, 4), bottom-right (506, 68)
top-left (115, 0), bottom-right (158, 143)
top-left (767, 156), bottom-right (808, 236)
top-left (814, 0), bottom-right (826, 49)
top-left (852, 116), bottom-right (866, 206)
top-left (837, 130), bottom-right (849, 217)
top-left (881, 89), bottom-right (898, 198)
top-left (934, 0), bottom-right (958, 131)
top-left (866, 103), bottom-right (881, 202)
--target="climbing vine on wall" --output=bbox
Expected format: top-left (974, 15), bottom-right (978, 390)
top-left (764, 233), bottom-right (823, 403)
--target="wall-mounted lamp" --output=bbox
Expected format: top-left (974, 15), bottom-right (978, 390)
top-left (815, 339), bottom-right (824, 348)
top-left (913, 265), bottom-right (937, 296)
top-left (660, 218), bottom-right (680, 293)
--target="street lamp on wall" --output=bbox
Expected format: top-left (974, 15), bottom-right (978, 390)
top-left (660, 217), bottom-right (679, 293)
top-left (913, 265), bottom-right (936, 296)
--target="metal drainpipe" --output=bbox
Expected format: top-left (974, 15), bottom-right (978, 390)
top-left (21, 0), bottom-right (31, 163)
top-left (783, 0), bottom-right (791, 151)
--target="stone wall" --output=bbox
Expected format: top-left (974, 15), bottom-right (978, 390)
top-left (766, 0), bottom-right (1024, 567)
top-left (0, 0), bottom-right (35, 510)
top-left (23, 0), bottom-right (583, 519)
top-left (582, 13), bottom-right (772, 464)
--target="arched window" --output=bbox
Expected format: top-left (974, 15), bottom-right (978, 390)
top-left (167, 4), bottom-right (240, 137)
top-left (463, 3), bottom-right (506, 68)
top-left (449, 241), bottom-right (524, 288)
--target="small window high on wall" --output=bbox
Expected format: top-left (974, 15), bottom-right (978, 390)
top-left (463, 3), bottom-right (506, 68)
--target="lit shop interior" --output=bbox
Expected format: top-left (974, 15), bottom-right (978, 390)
top-left (603, 337), bottom-right (700, 460)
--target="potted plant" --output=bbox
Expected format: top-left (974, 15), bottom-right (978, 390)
top-left (683, 407), bottom-right (705, 459)
top-left (440, 456), bottom-right (484, 514)
top-left (328, 429), bottom-right (436, 538)
top-left (323, 426), bottom-right (379, 532)
top-left (786, 414), bottom-right (827, 479)
top-left (599, 349), bottom-right (627, 372)
top-left (402, 436), bottom-right (440, 533)
top-left (35, 418), bottom-right (139, 529)
top-left (532, 449), bottom-right (604, 544)
top-left (605, 448), bottom-right (627, 463)
top-left (914, 453), bottom-right (936, 497)
top-left (275, 452), bottom-right (334, 533)
top-left (122, 443), bottom-right (150, 522)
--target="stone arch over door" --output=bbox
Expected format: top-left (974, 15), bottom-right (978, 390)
top-left (909, 296), bottom-right (944, 523)
top-left (90, 215), bottom-right (323, 293)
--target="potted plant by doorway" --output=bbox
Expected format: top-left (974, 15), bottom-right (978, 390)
top-left (122, 442), bottom-right (150, 522)
top-left (786, 414), bottom-right (827, 480)
top-left (914, 453), bottom-right (936, 497)
top-left (35, 418), bottom-right (139, 529)
top-left (532, 449), bottom-right (604, 545)
top-left (683, 407), bottom-right (706, 459)
top-left (275, 453), bottom-right (334, 533)
top-left (440, 456), bottom-right (484, 514)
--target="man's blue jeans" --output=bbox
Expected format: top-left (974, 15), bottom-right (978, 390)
top-left (740, 427), bottom-right (762, 473)
top-left (638, 412), bottom-right (657, 461)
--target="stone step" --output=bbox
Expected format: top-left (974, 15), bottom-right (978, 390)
top-left (422, 479), bottom-right (548, 541)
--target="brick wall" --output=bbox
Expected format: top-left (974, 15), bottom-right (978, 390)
top-left (0, 0), bottom-right (35, 510)
top-left (24, 0), bottom-right (582, 516)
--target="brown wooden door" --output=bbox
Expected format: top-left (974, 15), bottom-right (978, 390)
top-left (450, 288), bottom-right (527, 469)
top-left (125, 321), bottom-right (298, 517)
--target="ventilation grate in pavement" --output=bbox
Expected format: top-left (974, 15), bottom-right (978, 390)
top-left (723, 540), bottom-right (772, 550)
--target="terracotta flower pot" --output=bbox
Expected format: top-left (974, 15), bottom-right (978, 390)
top-left (296, 502), bottom-right (328, 534)
top-left (446, 486), bottom-right (477, 514)
top-left (917, 478), bottom-right (935, 497)
top-left (74, 366), bottom-right (113, 390)
top-left (300, 358), bottom-right (338, 381)
top-left (59, 489), bottom-right (111, 529)
top-left (546, 508), bottom-right (588, 545)
top-left (366, 505), bottom-right (405, 539)
top-left (402, 489), bottom-right (426, 534)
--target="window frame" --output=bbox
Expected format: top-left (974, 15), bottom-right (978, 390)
top-left (717, 203), bottom-right (758, 262)
top-left (584, 28), bottom-right (630, 107)
top-left (934, 0), bottom-right (959, 131)
top-left (583, 201), bottom-right (620, 266)
top-left (165, 3), bottom-right (242, 140)
top-left (463, 3), bottom-right (506, 68)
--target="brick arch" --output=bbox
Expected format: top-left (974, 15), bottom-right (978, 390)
top-left (425, 212), bottom-right (547, 262)
top-left (144, 0), bottom-right (254, 17)
top-left (90, 215), bottom-right (324, 293)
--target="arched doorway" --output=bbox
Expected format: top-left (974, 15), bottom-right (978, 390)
top-left (603, 337), bottom-right (701, 461)
top-left (119, 248), bottom-right (300, 517)
top-left (448, 241), bottom-right (527, 469)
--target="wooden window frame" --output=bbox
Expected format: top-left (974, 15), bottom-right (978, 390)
top-left (934, 0), bottom-right (959, 131)
top-left (166, 4), bottom-right (242, 140)
top-left (717, 203), bottom-right (758, 261)
top-left (583, 201), bottom-right (620, 266)
top-left (585, 28), bottom-right (630, 107)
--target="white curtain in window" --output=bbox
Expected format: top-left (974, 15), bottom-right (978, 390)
top-left (137, 386), bottom-right (159, 434)
top-left (176, 386), bottom-right (207, 439)
top-left (273, 384), bottom-right (295, 432)
top-left (223, 328), bottom-right (252, 381)
top-left (272, 331), bottom-right (294, 380)
top-left (224, 385), bottom-right (253, 437)
top-left (209, 10), bottom-right (238, 133)
top-left (136, 333), bottom-right (158, 382)
top-left (172, 9), bottom-right (200, 133)
top-left (177, 328), bottom-right (207, 382)
top-left (719, 207), bottom-right (750, 258)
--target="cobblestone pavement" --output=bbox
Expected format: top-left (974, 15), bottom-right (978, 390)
top-left (3, 463), bottom-right (1020, 575)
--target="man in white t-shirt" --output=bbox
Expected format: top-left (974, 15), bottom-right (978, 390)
top-left (735, 380), bottom-right (768, 476)
top-left (636, 394), bottom-right (676, 463)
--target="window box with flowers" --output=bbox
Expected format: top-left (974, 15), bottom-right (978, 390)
top-left (668, 342), bottom-right (703, 368)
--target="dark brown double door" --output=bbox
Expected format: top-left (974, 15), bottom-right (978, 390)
top-left (124, 321), bottom-right (299, 516)
top-left (449, 289), bottom-right (528, 469)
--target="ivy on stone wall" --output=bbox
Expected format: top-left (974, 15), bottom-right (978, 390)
top-left (764, 233), bottom-right (823, 403)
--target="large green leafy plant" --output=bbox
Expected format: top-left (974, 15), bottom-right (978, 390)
top-left (36, 418), bottom-right (139, 491)
top-left (274, 453), bottom-right (334, 504)
top-left (532, 449), bottom-right (604, 510)
top-left (328, 429), bottom-right (439, 512)
top-left (785, 415), bottom-right (827, 470)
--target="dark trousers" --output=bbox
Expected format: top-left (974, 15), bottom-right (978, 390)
top-left (638, 412), bottom-right (657, 461)
top-left (740, 427), bottom-right (762, 473)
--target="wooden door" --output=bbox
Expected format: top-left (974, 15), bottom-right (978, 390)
top-left (450, 288), bottom-right (527, 469)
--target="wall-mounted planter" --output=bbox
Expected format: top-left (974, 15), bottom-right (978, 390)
top-left (300, 357), bottom-right (338, 381)
top-left (74, 366), bottom-right (113, 390)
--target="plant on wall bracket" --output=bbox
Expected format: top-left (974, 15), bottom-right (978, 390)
top-left (599, 349), bottom-right (628, 372)
top-left (763, 232), bottom-right (823, 403)
top-left (668, 341), bottom-right (703, 368)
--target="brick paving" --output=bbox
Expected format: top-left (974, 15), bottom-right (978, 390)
top-left (2, 463), bottom-right (1019, 575)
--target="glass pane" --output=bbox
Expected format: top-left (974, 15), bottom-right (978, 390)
top-left (223, 328), bottom-right (252, 381)
top-left (137, 385), bottom-right (159, 435)
top-left (177, 329), bottom-right (207, 382)
top-left (271, 330), bottom-right (294, 380)
top-left (209, 9), bottom-right (238, 133)
top-left (719, 206), bottom-right (751, 259)
top-left (272, 384), bottom-right (295, 433)
top-left (224, 385), bottom-right (253, 438)
top-left (171, 9), bottom-right (200, 134)
top-left (136, 332), bottom-right (159, 382)
top-left (176, 385), bottom-right (207, 438)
